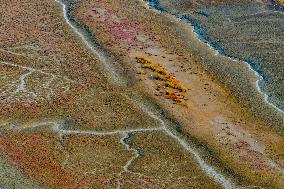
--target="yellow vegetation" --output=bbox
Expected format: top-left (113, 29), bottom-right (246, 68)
top-left (153, 73), bottom-right (166, 81)
top-left (136, 57), bottom-right (167, 75)
top-left (135, 56), bottom-right (189, 103)
top-left (165, 89), bottom-right (184, 103)
top-left (154, 73), bottom-right (189, 92)
top-left (277, 0), bottom-right (284, 6)
top-left (165, 80), bottom-right (188, 92)
top-left (137, 69), bottom-right (146, 75)
top-left (136, 57), bottom-right (151, 64)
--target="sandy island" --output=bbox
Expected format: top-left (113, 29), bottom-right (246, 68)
top-left (0, 0), bottom-right (283, 188)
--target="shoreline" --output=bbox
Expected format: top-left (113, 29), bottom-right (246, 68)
top-left (1, 0), bottom-right (284, 188)
top-left (71, 0), bottom-right (284, 187)
top-left (143, 0), bottom-right (284, 116)
top-left (57, 0), bottom-right (237, 188)
top-left (55, 0), bottom-right (125, 86)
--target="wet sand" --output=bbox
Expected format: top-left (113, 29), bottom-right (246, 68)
top-left (159, 0), bottom-right (284, 120)
top-left (72, 0), bottom-right (284, 187)
top-left (0, 0), bottom-right (284, 188)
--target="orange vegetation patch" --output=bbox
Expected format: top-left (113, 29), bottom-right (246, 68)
top-left (277, 0), bottom-right (284, 6)
top-left (0, 132), bottom-right (102, 189)
top-left (164, 88), bottom-right (184, 103)
top-left (136, 57), bottom-right (168, 75)
top-left (155, 73), bottom-right (188, 92)
top-left (135, 57), bottom-right (189, 103)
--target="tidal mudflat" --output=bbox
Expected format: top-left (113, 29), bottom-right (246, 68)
top-left (0, 0), bottom-right (284, 188)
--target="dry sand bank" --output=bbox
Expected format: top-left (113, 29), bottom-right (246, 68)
top-left (72, 0), bottom-right (284, 188)
top-left (0, 0), bottom-right (283, 188)
top-left (0, 0), bottom-right (224, 188)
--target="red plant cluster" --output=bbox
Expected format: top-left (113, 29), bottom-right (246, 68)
top-left (136, 57), bottom-right (189, 103)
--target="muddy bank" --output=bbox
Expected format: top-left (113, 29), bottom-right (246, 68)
top-left (148, 0), bottom-right (284, 130)
top-left (71, 0), bottom-right (284, 188)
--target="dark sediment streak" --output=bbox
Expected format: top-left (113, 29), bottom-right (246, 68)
top-left (271, 0), bottom-right (284, 11)
top-left (145, 0), bottom-right (284, 130)
top-left (57, 1), bottom-right (241, 187)
top-left (59, 0), bottom-right (135, 87)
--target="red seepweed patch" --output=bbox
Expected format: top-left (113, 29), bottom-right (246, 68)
top-left (0, 133), bottom-right (100, 188)
top-left (110, 21), bottom-right (141, 42)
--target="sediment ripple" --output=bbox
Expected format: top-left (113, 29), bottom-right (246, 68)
top-left (55, 0), bottom-right (237, 188)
